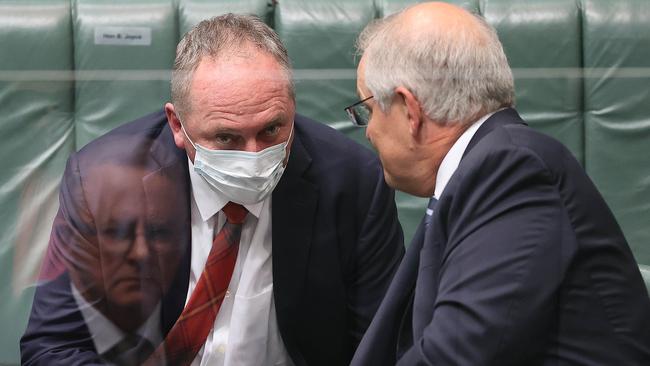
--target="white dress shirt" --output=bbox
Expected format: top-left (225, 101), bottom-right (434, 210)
top-left (434, 111), bottom-right (499, 199)
top-left (186, 159), bottom-right (293, 366)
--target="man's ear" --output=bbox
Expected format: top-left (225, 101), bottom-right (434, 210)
top-left (164, 103), bottom-right (185, 149)
top-left (394, 86), bottom-right (423, 139)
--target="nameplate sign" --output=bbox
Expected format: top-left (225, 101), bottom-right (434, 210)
top-left (94, 26), bottom-right (152, 46)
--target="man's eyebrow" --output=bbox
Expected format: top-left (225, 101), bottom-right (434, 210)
top-left (263, 116), bottom-right (287, 128)
top-left (212, 127), bottom-right (240, 135)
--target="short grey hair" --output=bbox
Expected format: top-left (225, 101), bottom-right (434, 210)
top-left (171, 13), bottom-right (294, 117)
top-left (358, 8), bottom-right (514, 126)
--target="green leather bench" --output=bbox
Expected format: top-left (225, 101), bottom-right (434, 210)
top-left (0, 0), bottom-right (75, 360)
top-left (583, 0), bottom-right (650, 267)
top-left (2, 0), bottom-right (650, 364)
top-left (73, 0), bottom-right (178, 147)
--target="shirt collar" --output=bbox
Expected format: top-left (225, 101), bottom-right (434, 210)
top-left (434, 110), bottom-right (499, 199)
top-left (71, 284), bottom-right (162, 355)
top-left (187, 158), bottom-right (264, 221)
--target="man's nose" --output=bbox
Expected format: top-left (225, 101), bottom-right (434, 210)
top-left (242, 140), bottom-right (263, 152)
top-left (127, 230), bottom-right (150, 261)
top-left (243, 139), bottom-right (273, 152)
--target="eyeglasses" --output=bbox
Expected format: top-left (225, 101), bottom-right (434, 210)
top-left (344, 96), bottom-right (373, 126)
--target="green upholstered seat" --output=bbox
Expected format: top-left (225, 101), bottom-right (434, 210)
top-left (377, 0), bottom-right (479, 17)
top-left (73, 0), bottom-right (177, 147)
top-left (274, 0), bottom-right (374, 147)
top-left (0, 1), bottom-right (75, 362)
top-left (178, 0), bottom-right (271, 37)
top-left (583, 0), bottom-right (650, 265)
top-left (483, 0), bottom-right (584, 164)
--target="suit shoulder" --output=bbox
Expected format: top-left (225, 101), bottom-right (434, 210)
top-left (460, 123), bottom-right (583, 190)
top-left (503, 124), bottom-right (569, 152)
top-left (502, 124), bottom-right (582, 173)
top-left (294, 114), bottom-right (378, 164)
top-left (77, 109), bottom-right (167, 154)
top-left (73, 109), bottom-right (168, 164)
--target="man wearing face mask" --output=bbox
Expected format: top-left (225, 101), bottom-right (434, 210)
top-left (21, 13), bottom-right (404, 366)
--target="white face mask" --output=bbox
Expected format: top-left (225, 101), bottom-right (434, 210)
top-left (181, 122), bottom-right (293, 205)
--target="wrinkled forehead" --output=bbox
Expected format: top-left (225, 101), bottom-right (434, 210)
top-left (83, 164), bottom-right (178, 221)
top-left (189, 52), bottom-right (293, 100)
top-left (83, 164), bottom-right (145, 213)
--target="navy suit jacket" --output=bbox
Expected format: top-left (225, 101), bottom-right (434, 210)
top-left (21, 110), bottom-right (404, 366)
top-left (351, 108), bottom-right (650, 365)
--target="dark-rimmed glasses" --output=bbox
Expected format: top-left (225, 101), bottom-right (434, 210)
top-left (344, 96), bottom-right (373, 126)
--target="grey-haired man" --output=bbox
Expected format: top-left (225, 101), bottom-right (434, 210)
top-left (350, 2), bottom-right (650, 365)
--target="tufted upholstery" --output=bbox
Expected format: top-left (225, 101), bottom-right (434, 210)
top-left (2, 1), bottom-right (650, 363)
top-left (582, 0), bottom-right (650, 267)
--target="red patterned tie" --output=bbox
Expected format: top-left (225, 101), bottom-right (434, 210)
top-left (146, 202), bottom-right (248, 366)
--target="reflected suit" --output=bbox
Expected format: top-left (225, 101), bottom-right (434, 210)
top-left (21, 110), bottom-right (404, 366)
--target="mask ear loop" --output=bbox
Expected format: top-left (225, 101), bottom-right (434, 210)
top-left (281, 121), bottom-right (295, 164)
top-left (179, 121), bottom-right (199, 150)
top-left (284, 121), bottom-right (295, 151)
top-left (287, 121), bottom-right (294, 142)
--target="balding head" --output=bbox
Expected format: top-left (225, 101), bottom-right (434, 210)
top-left (171, 13), bottom-right (294, 119)
top-left (358, 1), bottom-right (514, 126)
top-left (400, 2), bottom-right (478, 33)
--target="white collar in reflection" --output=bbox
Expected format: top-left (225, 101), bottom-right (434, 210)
top-left (71, 283), bottom-right (162, 355)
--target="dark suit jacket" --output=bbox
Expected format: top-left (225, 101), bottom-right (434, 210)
top-left (351, 108), bottom-right (650, 365)
top-left (21, 110), bottom-right (404, 366)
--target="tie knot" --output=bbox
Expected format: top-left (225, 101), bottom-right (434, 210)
top-left (426, 197), bottom-right (437, 215)
top-left (222, 202), bottom-right (248, 224)
top-left (425, 197), bottom-right (437, 226)
top-left (427, 197), bottom-right (437, 209)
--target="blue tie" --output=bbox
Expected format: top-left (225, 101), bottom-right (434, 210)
top-left (395, 196), bottom-right (440, 357)
top-left (410, 196), bottom-right (440, 340)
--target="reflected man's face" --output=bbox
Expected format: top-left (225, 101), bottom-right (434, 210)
top-left (71, 164), bottom-right (184, 332)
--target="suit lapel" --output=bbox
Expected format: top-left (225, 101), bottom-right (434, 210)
top-left (395, 218), bottom-right (428, 357)
top-left (271, 126), bottom-right (318, 345)
top-left (143, 124), bottom-right (192, 336)
top-left (411, 215), bottom-right (444, 339)
top-left (410, 109), bottom-right (526, 340)
top-left (353, 218), bottom-right (427, 365)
